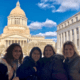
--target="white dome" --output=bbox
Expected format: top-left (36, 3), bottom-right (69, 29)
top-left (10, 1), bottom-right (25, 16)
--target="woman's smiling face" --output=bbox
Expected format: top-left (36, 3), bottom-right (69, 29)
top-left (64, 45), bottom-right (74, 58)
top-left (32, 50), bottom-right (40, 62)
top-left (12, 46), bottom-right (22, 60)
top-left (44, 46), bottom-right (53, 58)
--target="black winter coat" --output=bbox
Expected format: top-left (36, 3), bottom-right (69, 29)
top-left (0, 63), bottom-right (8, 80)
top-left (39, 54), bottom-right (68, 80)
top-left (16, 56), bottom-right (42, 80)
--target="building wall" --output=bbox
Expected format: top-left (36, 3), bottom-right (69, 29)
top-left (57, 12), bottom-right (80, 54)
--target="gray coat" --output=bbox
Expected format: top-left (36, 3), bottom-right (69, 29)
top-left (64, 54), bottom-right (80, 80)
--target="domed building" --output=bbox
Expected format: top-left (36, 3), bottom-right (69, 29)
top-left (0, 1), bottom-right (55, 57)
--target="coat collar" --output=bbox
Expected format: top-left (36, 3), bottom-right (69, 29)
top-left (67, 53), bottom-right (79, 63)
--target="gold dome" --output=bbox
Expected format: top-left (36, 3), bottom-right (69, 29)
top-left (10, 1), bottom-right (25, 16)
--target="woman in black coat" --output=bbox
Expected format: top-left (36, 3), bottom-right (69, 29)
top-left (16, 47), bottom-right (42, 80)
top-left (39, 44), bottom-right (68, 80)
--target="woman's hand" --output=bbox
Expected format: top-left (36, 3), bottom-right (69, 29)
top-left (12, 77), bottom-right (19, 80)
top-left (8, 68), bottom-right (14, 80)
top-left (33, 67), bottom-right (37, 72)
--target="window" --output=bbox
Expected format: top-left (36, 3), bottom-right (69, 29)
top-left (77, 39), bottom-right (79, 48)
top-left (9, 40), bottom-right (10, 45)
top-left (68, 31), bottom-right (70, 40)
top-left (72, 29), bottom-right (74, 35)
top-left (60, 34), bottom-right (61, 47)
top-left (72, 29), bottom-right (74, 42)
top-left (76, 28), bottom-right (79, 34)
top-left (15, 18), bottom-right (16, 24)
top-left (65, 32), bottom-right (66, 41)
top-left (76, 28), bottom-right (79, 41)
top-left (68, 21), bottom-right (69, 25)
top-left (71, 19), bottom-right (73, 23)
top-left (18, 41), bottom-right (20, 45)
top-left (65, 23), bottom-right (66, 27)
top-left (22, 19), bottom-right (23, 25)
top-left (76, 17), bottom-right (78, 21)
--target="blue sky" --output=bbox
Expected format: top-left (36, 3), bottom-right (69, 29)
top-left (0, 0), bottom-right (80, 42)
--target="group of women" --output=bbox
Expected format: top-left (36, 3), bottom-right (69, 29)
top-left (0, 41), bottom-right (80, 80)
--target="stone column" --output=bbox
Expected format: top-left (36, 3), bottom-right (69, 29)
top-left (61, 33), bottom-right (62, 48)
top-left (13, 18), bottom-right (15, 24)
top-left (57, 34), bottom-right (60, 49)
top-left (5, 40), bottom-right (7, 47)
top-left (10, 18), bottom-right (11, 25)
top-left (9, 40), bottom-right (10, 45)
top-left (8, 40), bottom-right (10, 46)
top-left (22, 19), bottom-right (23, 25)
top-left (63, 32), bottom-right (65, 43)
top-left (70, 30), bottom-right (72, 41)
top-left (11, 40), bottom-right (12, 45)
top-left (79, 27), bottom-right (80, 49)
top-left (26, 19), bottom-right (27, 26)
top-left (13, 40), bottom-right (15, 43)
top-left (23, 40), bottom-right (24, 47)
top-left (66, 31), bottom-right (68, 41)
top-left (17, 40), bottom-right (18, 43)
top-left (7, 40), bottom-right (8, 47)
top-left (20, 40), bottom-right (21, 45)
top-left (8, 18), bottom-right (10, 25)
top-left (74, 28), bottom-right (77, 47)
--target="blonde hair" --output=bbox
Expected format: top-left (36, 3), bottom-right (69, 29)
top-left (62, 41), bottom-right (79, 56)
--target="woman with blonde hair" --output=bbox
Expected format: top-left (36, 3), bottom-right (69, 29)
top-left (63, 41), bottom-right (80, 80)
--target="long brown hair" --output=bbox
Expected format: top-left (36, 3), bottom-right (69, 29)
top-left (4, 43), bottom-right (23, 65)
top-left (43, 44), bottom-right (56, 56)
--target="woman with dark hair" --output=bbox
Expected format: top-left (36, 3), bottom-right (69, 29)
top-left (39, 44), bottom-right (68, 80)
top-left (16, 47), bottom-right (42, 80)
top-left (62, 41), bottom-right (80, 80)
top-left (0, 43), bottom-right (23, 80)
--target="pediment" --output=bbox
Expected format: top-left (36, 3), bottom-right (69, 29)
top-left (1, 33), bottom-right (29, 39)
top-left (8, 35), bottom-right (27, 39)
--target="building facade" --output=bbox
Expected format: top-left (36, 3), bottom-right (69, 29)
top-left (0, 1), bottom-right (55, 57)
top-left (57, 12), bottom-right (80, 54)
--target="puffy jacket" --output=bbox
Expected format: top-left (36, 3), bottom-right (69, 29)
top-left (64, 53), bottom-right (80, 80)
top-left (39, 54), bottom-right (68, 80)
top-left (16, 56), bottom-right (42, 80)
top-left (0, 63), bottom-right (8, 80)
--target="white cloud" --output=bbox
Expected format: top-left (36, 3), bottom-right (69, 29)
top-left (52, 38), bottom-right (57, 42)
top-left (43, 19), bottom-right (56, 27)
top-left (37, 3), bottom-right (55, 9)
top-left (37, 3), bottom-right (49, 8)
top-left (28, 22), bottom-right (42, 30)
top-left (37, 0), bottom-right (80, 12)
top-left (36, 31), bottom-right (57, 37)
top-left (28, 19), bottom-right (57, 30)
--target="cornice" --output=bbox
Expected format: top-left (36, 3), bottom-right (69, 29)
top-left (57, 19), bottom-right (80, 32)
top-left (57, 12), bottom-right (80, 27)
